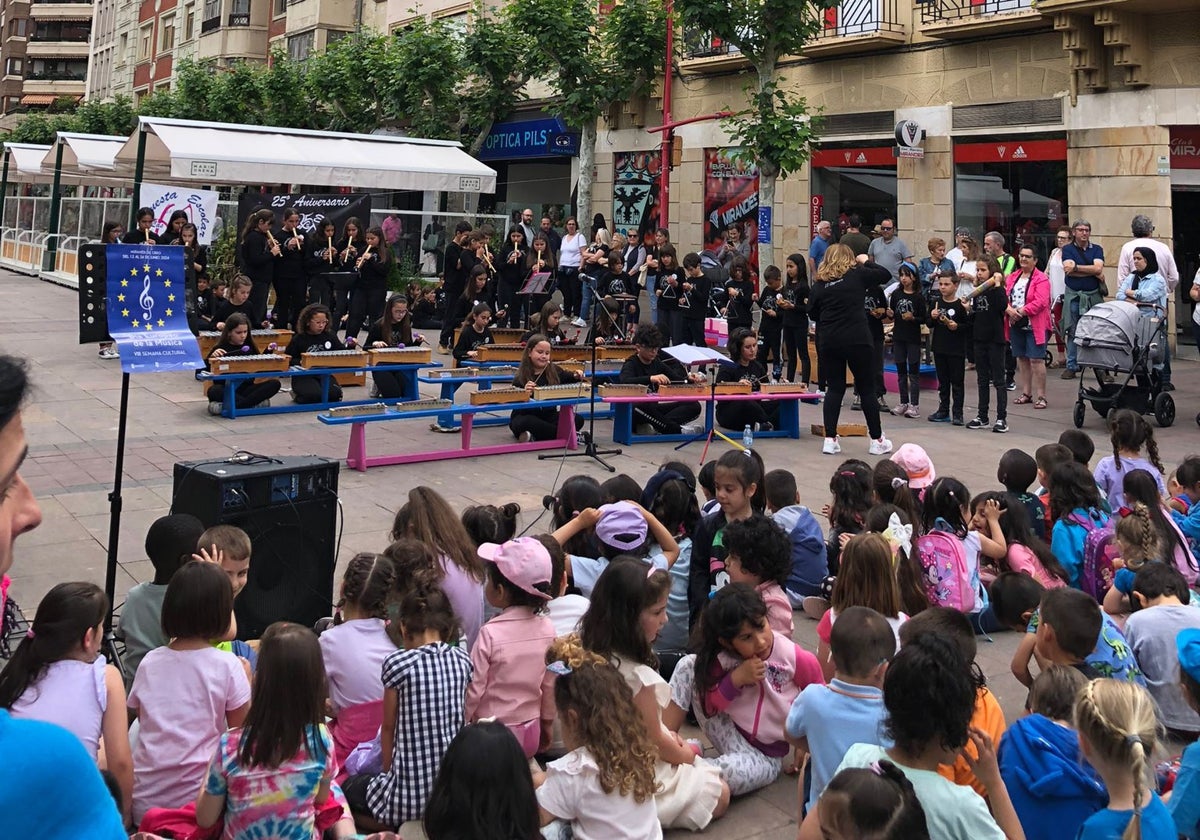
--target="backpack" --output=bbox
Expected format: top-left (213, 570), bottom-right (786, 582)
top-left (916, 526), bottom-right (975, 612)
top-left (1068, 509), bottom-right (1116, 600)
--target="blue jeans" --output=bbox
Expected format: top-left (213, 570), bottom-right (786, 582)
top-left (579, 273), bottom-right (597, 321)
top-left (646, 274), bottom-right (659, 323)
top-left (1066, 297), bottom-right (1081, 371)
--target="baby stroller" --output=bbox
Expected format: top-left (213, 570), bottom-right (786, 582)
top-left (1071, 301), bottom-right (1174, 428)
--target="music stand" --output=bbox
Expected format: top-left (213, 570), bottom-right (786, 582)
top-left (520, 271), bottom-right (553, 329)
top-left (539, 299), bottom-right (622, 472)
top-left (662, 344), bottom-right (737, 451)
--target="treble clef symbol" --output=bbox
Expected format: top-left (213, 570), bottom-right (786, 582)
top-left (140, 274), bottom-right (154, 321)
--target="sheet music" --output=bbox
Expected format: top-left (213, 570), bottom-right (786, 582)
top-left (663, 344), bottom-right (736, 367)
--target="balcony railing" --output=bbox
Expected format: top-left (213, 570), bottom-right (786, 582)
top-left (683, 30), bottom-right (740, 60)
top-left (228, 12), bottom-right (249, 26)
top-left (815, 0), bottom-right (904, 39)
top-left (201, 15), bottom-right (220, 33)
top-left (920, 0), bottom-right (1034, 26)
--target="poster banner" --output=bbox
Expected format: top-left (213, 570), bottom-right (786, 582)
top-left (612, 151), bottom-right (662, 244)
top-left (138, 182), bottom-right (220, 245)
top-left (703, 149), bottom-right (760, 274)
top-left (236, 193), bottom-right (372, 241)
top-left (106, 244), bottom-right (204, 373)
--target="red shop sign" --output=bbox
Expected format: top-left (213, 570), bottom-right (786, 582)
top-left (954, 139), bottom-right (1067, 164)
top-left (1170, 127), bottom-right (1200, 170)
top-left (811, 147), bottom-right (896, 168)
top-left (811, 195), bottom-right (824, 231)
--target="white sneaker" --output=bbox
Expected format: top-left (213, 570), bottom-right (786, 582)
top-left (868, 436), bottom-right (894, 455)
top-left (571, 317), bottom-right (588, 328)
top-left (207, 402), bottom-right (223, 416)
top-left (891, 403), bottom-right (909, 417)
top-left (680, 422), bottom-right (704, 435)
top-left (822, 436), bottom-right (841, 455)
top-left (517, 431), bottom-right (533, 443)
top-left (98, 346), bottom-right (119, 359)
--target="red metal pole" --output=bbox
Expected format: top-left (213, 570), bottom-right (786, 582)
top-left (659, 0), bottom-right (673, 230)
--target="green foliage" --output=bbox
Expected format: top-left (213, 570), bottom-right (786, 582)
top-left (306, 32), bottom-right (403, 133)
top-left (392, 17), bottom-right (460, 139)
top-left (207, 221), bottom-right (240, 282)
top-left (459, 1), bottom-right (528, 153)
top-left (725, 80), bottom-right (822, 181)
top-left (4, 97), bottom-right (136, 144)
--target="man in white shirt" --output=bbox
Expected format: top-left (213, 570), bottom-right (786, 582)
top-left (1117, 214), bottom-right (1179, 389)
top-left (945, 226), bottom-right (971, 269)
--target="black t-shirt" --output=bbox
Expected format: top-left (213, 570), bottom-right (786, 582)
top-left (888, 289), bottom-right (927, 345)
top-left (658, 269), bottom-right (681, 312)
top-left (864, 283), bottom-right (888, 341)
top-left (807, 263), bottom-right (891, 349)
top-left (680, 273), bottom-right (711, 321)
top-left (619, 353), bottom-right (687, 386)
top-left (452, 324), bottom-right (493, 362)
top-left (717, 360), bottom-right (767, 388)
top-left (781, 279), bottom-right (810, 327)
top-left (284, 331), bottom-right (346, 364)
top-left (971, 283), bottom-right (1010, 344)
top-left (758, 285), bottom-right (784, 332)
top-left (929, 296), bottom-right (969, 356)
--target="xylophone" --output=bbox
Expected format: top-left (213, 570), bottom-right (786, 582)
top-left (657, 383), bottom-right (708, 397)
top-left (713, 382), bottom-right (753, 395)
top-left (758, 382), bottom-right (808, 394)
top-left (394, 398), bottom-right (452, 412)
top-left (474, 343), bottom-right (630, 363)
top-left (533, 382), bottom-right (590, 401)
top-left (198, 328), bottom-right (294, 359)
top-left (428, 367), bottom-right (481, 379)
top-left (469, 388), bottom-right (530, 406)
top-left (300, 349), bottom-right (368, 387)
top-left (326, 403), bottom-right (389, 418)
top-left (367, 347), bottom-right (432, 365)
top-left (210, 353), bottom-right (290, 374)
top-left (473, 344), bottom-right (526, 362)
top-left (599, 383), bottom-right (649, 397)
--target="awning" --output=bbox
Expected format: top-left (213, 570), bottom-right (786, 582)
top-left (115, 116), bottom-right (498, 193)
top-left (3, 143), bottom-right (53, 182)
top-left (20, 94), bottom-right (62, 106)
top-left (43, 132), bottom-right (129, 174)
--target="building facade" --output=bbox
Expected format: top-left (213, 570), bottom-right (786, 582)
top-left (591, 0), bottom-right (1200, 333)
top-left (0, 0), bottom-right (91, 124)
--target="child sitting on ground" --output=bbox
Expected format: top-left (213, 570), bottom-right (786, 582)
top-left (989, 572), bottom-right (1142, 690)
top-left (997, 666), bottom-right (1106, 840)
top-left (721, 514), bottom-right (795, 635)
top-left (1101, 503), bottom-right (1164, 621)
top-left (1037, 587), bottom-right (1108, 680)
top-left (899, 607), bottom-right (1006, 798)
top-left (998, 448), bottom-right (1046, 540)
top-left (1167, 630), bottom-right (1200, 838)
top-left (1034, 442), bottom-right (1074, 535)
top-left (553, 500), bottom-right (679, 598)
top-left (787, 605), bottom-right (893, 816)
top-left (119, 514), bottom-right (205, 685)
top-left (194, 524), bottom-right (256, 663)
top-left (763, 468), bottom-right (828, 606)
top-left (1122, 562), bottom-right (1200, 740)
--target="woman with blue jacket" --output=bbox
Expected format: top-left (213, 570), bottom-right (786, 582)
top-left (1116, 246), bottom-right (1167, 309)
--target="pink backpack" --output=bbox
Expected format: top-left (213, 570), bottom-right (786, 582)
top-left (1068, 510), bottom-right (1116, 600)
top-left (916, 528), bottom-right (975, 612)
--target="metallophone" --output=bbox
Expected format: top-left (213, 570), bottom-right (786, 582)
top-left (301, 349), bottom-right (368, 387)
top-left (419, 364), bottom-right (597, 431)
top-left (198, 329), bottom-right (294, 360)
top-left (473, 343), bottom-right (630, 363)
top-left (201, 353), bottom-right (290, 395)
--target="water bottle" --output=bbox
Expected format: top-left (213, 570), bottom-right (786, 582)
top-left (743, 424), bottom-right (754, 452)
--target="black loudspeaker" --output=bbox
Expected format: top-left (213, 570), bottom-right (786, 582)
top-left (171, 455), bottom-right (340, 639)
top-left (78, 243), bottom-right (113, 344)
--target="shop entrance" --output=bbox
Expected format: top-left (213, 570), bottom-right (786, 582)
top-left (1172, 189), bottom-right (1200, 346)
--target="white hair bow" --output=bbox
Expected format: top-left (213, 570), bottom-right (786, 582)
top-left (882, 512), bottom-right (913, 560)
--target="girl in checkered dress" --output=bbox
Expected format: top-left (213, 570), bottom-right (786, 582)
top-left (342, 583), bottom-right (472, 832)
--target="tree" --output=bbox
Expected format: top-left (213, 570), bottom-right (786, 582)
top-left (457, 0), bottom-right (528, 155)
top-left (305, 32), bottom-right (404, 133)
top-left (673, 0), bottom-right (835, 267)
top-left (508, 0), bottom-right (665, 220)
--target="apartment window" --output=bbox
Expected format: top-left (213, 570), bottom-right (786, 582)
top-left (31, 21), bottom-right (91, 42)
top-left (5, 96), bottom-right (19, 110)
top-left (202, 0), bottom-right (221, 33)
top-left (229, 0), bottom-right (249, 26)
top-left (29, 58), bottom-right (88, 79)
top-left (183, 3), bottom-right (195, 40)
top-left (287, 30), bottom-right (314, 61)
top-left (160, 14), bottom-right (174, 50)
top-left (138, 23), bottom-right (152, 59)
top-left (326, 29), bottom-right (346, 46)
top-left (274, 0), bottom-right (284, 16)
top-left (5, 58), bottom-right (22, 76)
top-left (8, 19), bottom-right (27, 37)
top-left (118, 32), bottom-right (128, 62)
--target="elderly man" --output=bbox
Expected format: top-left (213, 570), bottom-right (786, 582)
top-left (1060, 220), bottom-right (1106, 379)
top-left (1117, 214), bottom-right (1179, 389)
top-left (808, 219), bottom-right (833, 278)
top-left (984, 231), bottom-right (1016, 276)
top-left (0, 355), bottom-right (126, 838)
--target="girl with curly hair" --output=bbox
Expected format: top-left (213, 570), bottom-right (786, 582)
top-left (535, 636), bottom-right (661, 839)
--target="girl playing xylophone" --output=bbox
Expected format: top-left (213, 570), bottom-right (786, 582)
top-left (205, 314), bottom-right (282, 415)
top-left (366, 294), bottom-right (426, 400)
top-left (285, 304), bottom-right (348, 404)
top-left (510, 335), bottom-right (587, 443)
top-left (452, 303), bottom-right (495, 365)
top-left (715, 328), bottom-right (779, 433)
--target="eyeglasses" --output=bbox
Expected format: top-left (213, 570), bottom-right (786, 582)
top-left (881, 226), bottom-right (894, 231)
top-left (1019, 254), bottom-right (1035, 259)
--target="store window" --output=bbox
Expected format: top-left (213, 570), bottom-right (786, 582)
top-left (811, 145), bottom-right (898, 239)
top-left (160, 14), bottom-right (175, 51)
top-left (953, 138), bottom-right (1067, 264)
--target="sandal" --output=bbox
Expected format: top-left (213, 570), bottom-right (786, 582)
top-left (1013, 393), bottom-right (1033, 405)
top-left (1034, 396), bottom-right (1048, 409)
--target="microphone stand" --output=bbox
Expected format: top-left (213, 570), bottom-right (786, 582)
top-left (540, 293), bottom-right (621, 472)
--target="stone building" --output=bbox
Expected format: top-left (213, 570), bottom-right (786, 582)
top-left (592, 0), bottom-right (1200, 335)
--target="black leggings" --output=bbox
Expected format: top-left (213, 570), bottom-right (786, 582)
top-left (716, 399), bottom-right (779, 431)
top-left (892, 340), bottom-right (922, 405)
top-left (821, 343), bottom-right (882, 439)
top-left (272, 274), bottom-right (306, 330)
top-left (975, 341), bottom-right (1007, 421)
top-left (208, 379), bottom-right (280, 408)
top-left (307, 274), bottom-right (333, 309)
top-left (783, 322), bottom-right (811, 384)
top-left (344, 287), bottom-right (387, 343)
top-left (331, 275), bottom-right (355, 330)
top-left (758, 327), bottom-right (784, 374)
top-left (372, 368), bottom-right (409, 400)
top-left (510, 407), bottom-right (583, 440)
top-left (292, 374), bottom-right (342, 404)
top-left (634, 401), bottom-right (701, 434)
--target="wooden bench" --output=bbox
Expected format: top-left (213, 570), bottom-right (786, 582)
top-left (600, 390), bottom-right (820, 445)
top-left (317, 397), bottom-right (586, 471)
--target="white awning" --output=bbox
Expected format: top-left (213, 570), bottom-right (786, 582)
top-left (116, 117), bottom-right (497, 193)
top-left (44, 132), bottom-right (129, 174)
top-left (4, 143), bottom-right (53, 182)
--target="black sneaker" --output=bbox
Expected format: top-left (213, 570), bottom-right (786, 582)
top-left (1006, 380), bottom-right (1016, 391)
top-left (877, 397), bottom-right (890, 412)
top-left (928, 411), bottom-right (951, 423)
top-left (966, 416), bottom-right (989, 430)
top-left (851, 395), bottom-right (862, 411)
top-left (993, 418), bottom-right (1009, 433)
top-left (952, 415), bottom-right (964, 426)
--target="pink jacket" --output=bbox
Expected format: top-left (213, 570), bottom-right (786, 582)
top-left (1004, 268), bottom-right (1052, 345)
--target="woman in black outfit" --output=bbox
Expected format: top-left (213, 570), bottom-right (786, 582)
top-left (306, 219), bottom-right (341, 310)
top-left (807, 244), bottom-right (892, 457)
top-left (123, 207), bottom-right (159, 244)
top-left (239, 209), bottom-right (280, 327)
top-left (497, 227), bottom-right (528, 328)
top-left (333, 217), bottom-right (366, 332)
top-left (284, 304), bottom-right (346, 404)
top-left (272, 207), bottom-right (307, 331)
top-left (715, 328), bottom-right (779, 432)
top-left (343, 226), bottom-right (393, 344)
